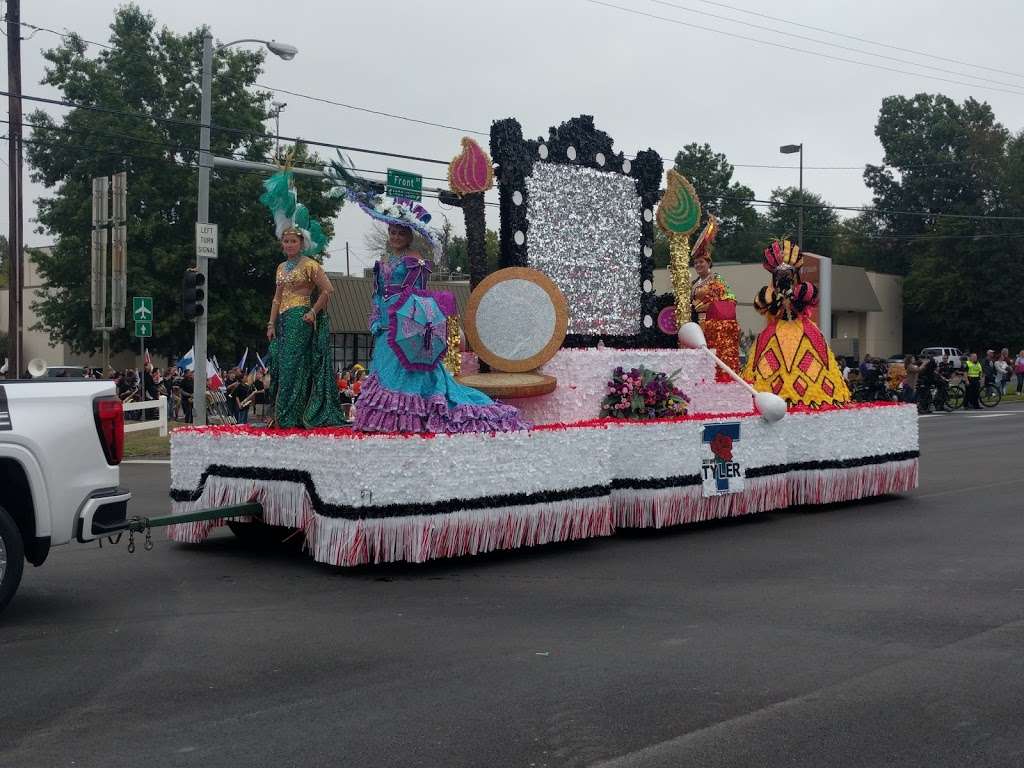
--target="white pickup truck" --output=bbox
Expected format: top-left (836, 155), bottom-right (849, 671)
top-left (0, 377), bottom-right (132, 612)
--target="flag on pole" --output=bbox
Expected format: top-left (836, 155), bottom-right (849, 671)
top-left (144, 348), bottom-right (152, 366)
top-left (207, 359), bottom-right (224, 391)
top-left (177, 347), bottom-right (195, 372)
top-left (236, 347), bottom-right (248, 371)
top-left (255, 352), bottom-right (267, 372)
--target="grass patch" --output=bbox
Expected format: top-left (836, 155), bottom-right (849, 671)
top-left (124, 429), bottom-right (170, 458)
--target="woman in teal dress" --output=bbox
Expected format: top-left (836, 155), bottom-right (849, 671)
top-left (260, 171), bottom-right (345, 428)
top-left (353, 223), bottom-right (529, 433)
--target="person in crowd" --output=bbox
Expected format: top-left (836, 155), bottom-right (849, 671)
top-left (180, 370), bottom-right (195, 423)
top-left (224, 368), bottom-right (241, 422)
top-left (982, 349), bottom-right (996, 387)
top-left (233, 372), bottom-right (253, 424)
top-left (916, 357), bottom-right (944, 413)
top-left (995, 348), bottom-right (1011, 393)
top-left (142, 363), bottom-right (159, 419)
top-left (938, 353), bottom-right (954, 378)
top-left (1014, 349), bottom-right (1024, 396)
top-left (859, 354), bottom-right (877, 380)
top-left (964, 352), bottom-right (983, 410)
top-left (336, 368), bottom-right (352, 404)
top-left (901, 355), bottom-right (921, 404)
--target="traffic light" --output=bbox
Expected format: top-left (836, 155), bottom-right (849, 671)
top-left (183, 269), bottom-right (206, 321)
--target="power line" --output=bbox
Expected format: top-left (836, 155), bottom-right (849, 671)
top-left (14, 26), bottom-right (1008, 175)
top-left (3, 88), bottom-right (457, 167)
top-left (729, 195), bottom-right (1024, 222)
top-left (255, 83), bottom-right (488, 137)
top-left (5, 133), bottom-right (1017, 237)
top-left (585, 0), bottom-right (1024, 98)
top-left (7, 118), bottom-right (1019, 223)
top-left (681, 0), bottom-right (1024, 81)
top-left (13, 20), bottom-right (113, 49)
top-left (644, 0), bottom-right (1024, 91)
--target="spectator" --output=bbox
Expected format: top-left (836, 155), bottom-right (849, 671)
top-left (982, 349), bottom-right (996, 387)
top-left (1015, 349), bottom-right (1024, 396)
top-left (233, 374), bottom-right (253, 424)
top-left (181, 370), bottom-right (195, 423)
top-left (858, 354), bottom-right (875, 380)
top-left (938, 354), bottom-right (954, 378)
top-left (225, 369), bottom-right (241, 421)
top-left (916, 357), bottom-right (941, 413)
top-left (996, 348), bottom-right (1011, 393)
top-left (964, 353), bottom-right (983, 410)
top-left (901, 355), bottom-right (921, 404)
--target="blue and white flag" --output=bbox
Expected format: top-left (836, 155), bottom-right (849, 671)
top-left (177, 347), bottom-right (195, 372)
top-left (236, 347), bottom-right (248, 371)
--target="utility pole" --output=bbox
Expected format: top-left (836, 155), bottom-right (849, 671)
top-left (271, 101), bottom-right (287, 160)
top-left (194, 30), bottom-right (213, 425)
top-left (345, 241), bottom-right (350, 276)
top-left (6, 0), bottom-right (23, 377)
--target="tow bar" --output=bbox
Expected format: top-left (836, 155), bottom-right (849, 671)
top-left (99, 503), bottom-right (263, 553)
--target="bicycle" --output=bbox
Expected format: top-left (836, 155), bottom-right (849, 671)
top-left (980, 382), bottom-right (1002, 408)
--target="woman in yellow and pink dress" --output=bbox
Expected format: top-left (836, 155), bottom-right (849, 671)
top-left (742, 239), bottom-right (850, 407)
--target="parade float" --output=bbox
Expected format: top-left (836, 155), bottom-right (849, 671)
top-left (164, 116), bottom-right (919, 567)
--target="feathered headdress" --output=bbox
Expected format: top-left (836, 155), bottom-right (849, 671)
top-left (762, 238), bottom-right (803, 273)
top-left (325, 151), bottom-right (437, 246)
top-left (691, 215), bottom-right (719, 264)
top-left (259, 170), bottom-right (329, 260)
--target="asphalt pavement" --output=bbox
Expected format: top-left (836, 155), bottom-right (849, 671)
top-left (2, 404), bottom-right (1024, 768)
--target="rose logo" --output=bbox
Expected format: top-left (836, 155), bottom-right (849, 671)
top-left (710, 433), bottom-right (733, 462)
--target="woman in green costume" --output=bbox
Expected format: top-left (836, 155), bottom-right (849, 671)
top-left (261, 171), bottom-right (345, 428)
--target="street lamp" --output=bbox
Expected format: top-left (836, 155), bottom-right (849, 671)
top-left (779, 143), bottom-right (803, 252)
top-left (194, 32), bottom-right (297, 425)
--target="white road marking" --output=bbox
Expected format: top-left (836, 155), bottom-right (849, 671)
top-left (122, 459), bottom-right (171, 465)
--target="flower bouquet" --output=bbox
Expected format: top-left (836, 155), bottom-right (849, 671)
top-left (600, 366), bottom-right (690, 420)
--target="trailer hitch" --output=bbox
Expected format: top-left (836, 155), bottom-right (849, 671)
top-left (98, 503), bottom-right (264, 553)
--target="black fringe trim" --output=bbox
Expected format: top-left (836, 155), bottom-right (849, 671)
top-left (168, 451), bottom-right (919, 522)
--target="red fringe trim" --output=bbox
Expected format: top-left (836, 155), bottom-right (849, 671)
top-left (167, 460), bottom-right (918, 566)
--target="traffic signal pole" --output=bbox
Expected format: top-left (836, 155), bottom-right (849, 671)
top-left (193, 31), bottom-right (213, 424)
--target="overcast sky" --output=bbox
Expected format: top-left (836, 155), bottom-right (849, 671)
top-left (5, 0), bottom-right (1024, 275)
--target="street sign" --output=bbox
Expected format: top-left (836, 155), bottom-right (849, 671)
top-left (134, 320), bottom-right (152, 338)
top-left (196, 223), bottom-right (219, 259)
top-left (132, 296), bottom-right (153, 323)
top-left (386, 168), bottom-right (422, 201)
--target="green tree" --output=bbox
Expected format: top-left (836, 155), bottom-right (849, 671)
top-left (864, 93), bottom-right (1008, 276)
top-left (446, 229), bottom-right (498, 276)
top-left (763, 186), bottom-right (841, 256)
top-left (863, 93), bottom-right (1023, 350)
top-left (673, 143), bottom-right (764, 263)
top-left (25, 5), bottom-right (342, 360)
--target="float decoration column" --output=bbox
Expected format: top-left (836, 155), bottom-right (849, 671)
top-left (655, 169), bottom-right (701, 328)
top-left (449, 137), bottom-right (495, 289)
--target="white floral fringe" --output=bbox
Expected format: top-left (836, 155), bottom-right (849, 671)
top-left (166, 459), bottom-right (917, 566)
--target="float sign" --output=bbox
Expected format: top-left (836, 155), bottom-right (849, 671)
top-left (701, 422), bottom-right (744, 497)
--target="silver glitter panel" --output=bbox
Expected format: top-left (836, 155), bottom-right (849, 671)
top-left (525, 163), bottom-right (642, 336)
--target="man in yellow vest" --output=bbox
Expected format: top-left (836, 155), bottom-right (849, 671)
top-left (964, 352), bottom-right (983, 410)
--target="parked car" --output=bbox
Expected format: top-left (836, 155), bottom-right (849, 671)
top-left (920, 347), bottom-right (965, 369)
